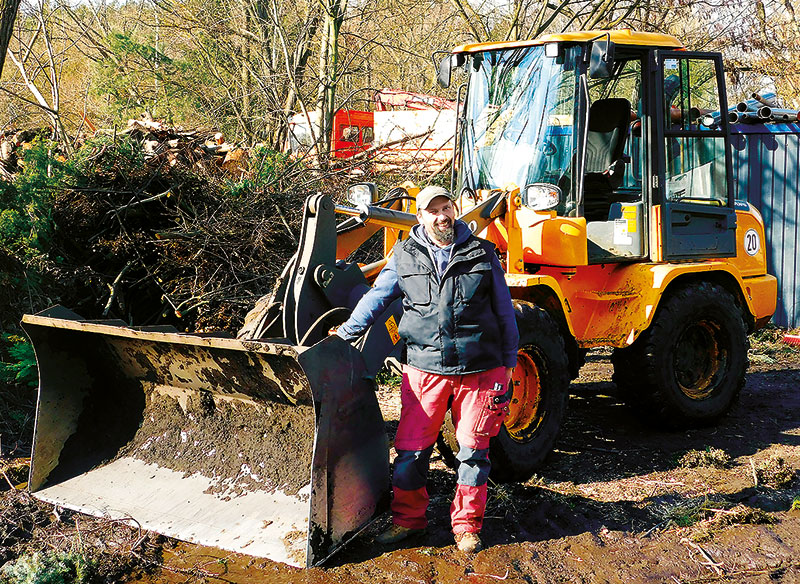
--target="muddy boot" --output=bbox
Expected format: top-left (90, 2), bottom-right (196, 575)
top-left (454, 532), bottom-right (482, 553)
top-left (375, 524), bottom-right (426, 545)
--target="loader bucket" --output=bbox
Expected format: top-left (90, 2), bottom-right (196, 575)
top-left (22, 306), bottom-right (389, 567)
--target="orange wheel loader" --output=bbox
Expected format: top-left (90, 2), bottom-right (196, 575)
top-left (22, 29), bottom-right (777, 567)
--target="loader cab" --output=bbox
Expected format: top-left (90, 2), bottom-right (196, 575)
top-left (450, 32), bottom-right (736, 266)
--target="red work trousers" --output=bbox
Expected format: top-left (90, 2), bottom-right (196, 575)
top-left (392, 365), bottom-right (508, 534)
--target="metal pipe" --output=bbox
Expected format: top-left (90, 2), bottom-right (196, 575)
top-left (700, 114), bottom-right (719, 127)
top-left (751, 91), bottom-right (777, 107)
top-left (730, 111), bottom-right (762, 124)
top-left (336, 204), bottom-right (418, 229)
top-left (768, 109), bottom-right (799, 123)
top-left (689, 107), bottom-right (709, 121)
top-left (757, 106), bottom-right (772, 120)
top-left (736, 99), bottom-right (762, 113)
top-left (698, 107), bottom-right (734, 128)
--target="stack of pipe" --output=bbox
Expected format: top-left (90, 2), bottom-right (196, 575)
top-left (686, 92), bottom-right (798, 128)
top-left (727, 92), bottom-right (799, 124)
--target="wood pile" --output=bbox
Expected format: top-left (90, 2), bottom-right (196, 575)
top-left (0, 117), bottom-right (251, 181)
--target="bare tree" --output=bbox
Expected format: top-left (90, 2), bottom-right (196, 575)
top-left (316, 0), bottom-right (346, 160)
top-left (5, 0), bottom-right (78, 152)
top-left (0, 0), bottom-right (21, 76)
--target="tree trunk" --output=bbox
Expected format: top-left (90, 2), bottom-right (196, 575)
top-left (0, 0), bottom-right (21, 77)
top-left (316, 0), bottom-right (346, 163)
top-left (240, 0), bottom-right (252, 140)
top-left (271, 8), bottom-right (320, 149)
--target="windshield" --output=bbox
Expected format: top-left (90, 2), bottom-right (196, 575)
top-left (457, 45), bottom-right (580, 212)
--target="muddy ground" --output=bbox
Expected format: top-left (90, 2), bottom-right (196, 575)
top-left (2, 331), bottom-right (799, 583)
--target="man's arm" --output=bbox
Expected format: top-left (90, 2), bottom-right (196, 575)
top-left (336, 257), bottom-right (402, 341)
top-left (488, 252), bottom-right (519, 373)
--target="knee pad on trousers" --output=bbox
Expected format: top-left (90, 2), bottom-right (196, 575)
top-left (393, 445), bottom-right (434, 490)
top-left (456, 446), bottom-right (491, 487)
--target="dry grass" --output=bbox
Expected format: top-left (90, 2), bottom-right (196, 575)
top-left (678, 448), bottom-right (731, 469)
top-left (0, 488), bottom-right (165, 582)
top-left (755, 456), bottom-right (797, 489)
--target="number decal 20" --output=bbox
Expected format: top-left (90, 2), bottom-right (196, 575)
top-left (744, 228), bottom-right (760, 257)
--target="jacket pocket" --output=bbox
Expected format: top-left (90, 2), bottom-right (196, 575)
top-left (457, 261), bottom-right (492, 301)
top-left (402, 272), bottom-right (432, 306)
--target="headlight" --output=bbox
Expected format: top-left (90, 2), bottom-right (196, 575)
top-left (347, 183), bottom-right (377, 207)
top-left (523, 183), bottom-right (561, 211)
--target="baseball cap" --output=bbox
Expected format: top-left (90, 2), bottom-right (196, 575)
top-left (415, 185), bottom-right (454, 211)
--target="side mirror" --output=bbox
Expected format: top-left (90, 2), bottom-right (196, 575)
top-left (437, 54), bottom-right (453, 88)
top-left (588, 40), bottom-right (615, 79)
top-left (523, 183), bottom-right (561, 211)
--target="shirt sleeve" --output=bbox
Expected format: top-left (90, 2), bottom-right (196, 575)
top-left (336, 257), bottom-right (402, 341)
top-left (488, 252), bottom-right (520, 368)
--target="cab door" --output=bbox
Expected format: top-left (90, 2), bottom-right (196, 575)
top-left (652, 51), bottom-right (736, 259)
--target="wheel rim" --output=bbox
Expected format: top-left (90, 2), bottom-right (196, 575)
top-left (673, 319), bottom-right (727, 400)
top-left (505, 350), bottom-right (543, 440)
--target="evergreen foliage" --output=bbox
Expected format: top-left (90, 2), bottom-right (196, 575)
top-left (1, 551), bottom-right (95, 584)
top-left (0, 334), bottom-right (37, 387)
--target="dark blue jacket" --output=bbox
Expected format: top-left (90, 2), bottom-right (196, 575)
top-left (337, 221), bottom-right (518, 374)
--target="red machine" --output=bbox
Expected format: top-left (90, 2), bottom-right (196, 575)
top-left (331, 110), bottom-right (374, 158)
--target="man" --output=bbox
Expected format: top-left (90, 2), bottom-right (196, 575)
top-left (336, 185), bottom-right (519, 553)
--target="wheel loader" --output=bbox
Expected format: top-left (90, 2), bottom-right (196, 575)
top-left (22, 30), bottom-right (777, 567)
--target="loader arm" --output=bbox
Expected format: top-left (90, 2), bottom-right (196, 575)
top-left (239, 194), bottom-right (406, 377)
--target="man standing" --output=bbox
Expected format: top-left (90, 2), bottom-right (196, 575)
top-left (336, 185), bottom-right (519, 553)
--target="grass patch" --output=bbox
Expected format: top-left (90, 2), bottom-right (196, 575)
top-left (657, 496), bottom-right (718, 528)
top-left (1, 550), bottom-right (96, 584)
top-left (705, 503), bottom-right (776, 528)
top-left (655, 496), bottom-right (776, 536)
top-left (678, 447), bottom-right (730, 469)
top-left (375, 367), bottom-right (402, 389)
top-left (749, 324), bottom-right (795, 363)
top-left (688, 503), bottom-right (777, 542)
top-left (755, 456), bottom-right (796, 489)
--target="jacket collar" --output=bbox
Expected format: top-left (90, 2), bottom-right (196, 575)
top-left (402, 226), bottom-right (482, 278)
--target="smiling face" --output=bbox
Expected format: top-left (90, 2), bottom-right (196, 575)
top-left (417, 195), bottom-right (456, 247)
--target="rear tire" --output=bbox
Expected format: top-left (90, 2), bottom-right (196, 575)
top-left (612, 282), bottom-right (748, 427)
top-left (436, 301), bottom-right (570, 482)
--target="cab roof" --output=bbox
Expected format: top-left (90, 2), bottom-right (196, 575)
top-left (453, 29), bottom-right (684, 54)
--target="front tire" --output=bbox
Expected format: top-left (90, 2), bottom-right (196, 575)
top-left (490, 301), bottom-right (570, 481)
top-left (612, 282), bottom-right (748, 427)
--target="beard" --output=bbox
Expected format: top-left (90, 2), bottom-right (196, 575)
top-left (429, 220), bottom-right (455, 245)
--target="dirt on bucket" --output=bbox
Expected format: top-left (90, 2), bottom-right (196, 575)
top-left (116, 389), bottom-right (315, 497)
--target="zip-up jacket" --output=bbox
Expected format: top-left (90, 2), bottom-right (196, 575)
top-left (337, 221), bottom-right (518, 374)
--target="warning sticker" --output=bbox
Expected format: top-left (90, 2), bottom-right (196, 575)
top-left (613, 219), bottom-right (633, 245)
top-left (385, 315), bottom-right (401, 344)
top-left (622, 205), bottom-right (638, 233)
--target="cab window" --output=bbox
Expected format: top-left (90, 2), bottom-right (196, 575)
top-left (662, 57), bottom-right (727, 205)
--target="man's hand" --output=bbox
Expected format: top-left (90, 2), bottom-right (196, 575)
top-left (505, 367), bottom-right (514, 385)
